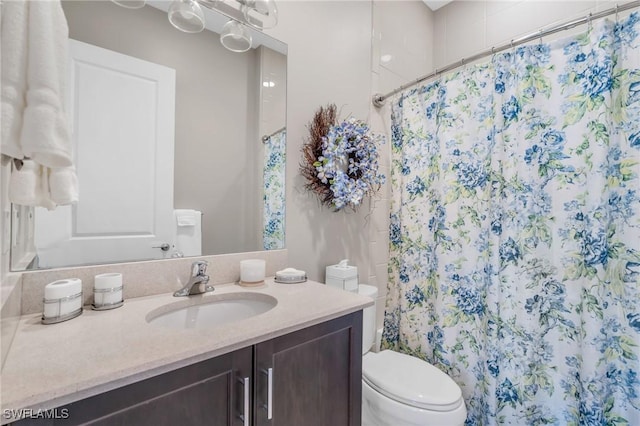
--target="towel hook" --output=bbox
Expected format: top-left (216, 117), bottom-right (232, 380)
top-left (12, 158), bottom-right (24, 171)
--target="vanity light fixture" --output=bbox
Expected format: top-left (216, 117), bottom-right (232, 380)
top-left (110, 0), bottom-right (278, 52)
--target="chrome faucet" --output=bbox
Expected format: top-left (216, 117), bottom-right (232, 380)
top-left (174, 260), bottom-right (214, 297)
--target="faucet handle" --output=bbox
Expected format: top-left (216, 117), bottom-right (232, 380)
top-left (191, 260), bottom-right (208, 276)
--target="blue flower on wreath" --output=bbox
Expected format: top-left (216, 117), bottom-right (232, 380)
top-left (313, 118), bottom-right (385, 211)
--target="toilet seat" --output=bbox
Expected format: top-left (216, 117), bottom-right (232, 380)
top-left (363, 350), bottom-right (463, 412)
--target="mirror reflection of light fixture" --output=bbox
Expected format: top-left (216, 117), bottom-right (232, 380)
top-left (168, 0), bottom-right (206, 33)
top-left (220, 19), bottom-right (252, 53)
top-left (110, 0), bottom-right (146, 9)
top-left (111, 0), bottom-right (278, 52)
top-left (241, 0), bottom-right (277, 29)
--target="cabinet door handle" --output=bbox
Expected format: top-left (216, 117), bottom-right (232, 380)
top-left (266, 367), bottom-right (273, 420)
top-left (237, 376), bottom-right (250, 426)
top-left (260, 368), bottom-right (274, 420)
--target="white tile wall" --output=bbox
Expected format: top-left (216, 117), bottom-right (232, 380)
top-left (434, 0), bottom-right (637, 69)
top-left (370, 1), bottom-right (435, 329)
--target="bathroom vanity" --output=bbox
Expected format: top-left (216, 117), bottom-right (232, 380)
top-left (2, 280), bottom-right (370, 426)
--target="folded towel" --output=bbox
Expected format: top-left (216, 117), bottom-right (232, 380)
top-left (49, 167), bottom-right (79, 205)
top-left (20, 0), bottom-right (73, 168)
top-left (174, 209), bottom-right (202, 256)
top-left (1, 0), bottom-right (29, 160)
top-left (9, 159), bottom-right (55, 210)
top-left (9, 159), bottom-right (77, 209)
top-left (2, 0), bottom-right (78, 210)
top-left (175, 209), bottom-right (198, 227)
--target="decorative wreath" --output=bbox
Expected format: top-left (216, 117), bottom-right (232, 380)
top-left (300, 104), bottom-right (385, 212)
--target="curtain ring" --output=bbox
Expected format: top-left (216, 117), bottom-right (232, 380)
top-left (539, 29), bottom-right (543, 45)
top-left (588, 12), bottom-right (593, 32)
top-left (615, 4), bottom-right (619, 22)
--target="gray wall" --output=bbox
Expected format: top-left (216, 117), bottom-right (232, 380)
top-left (62, 1), bottom-right (262, 256)
top-left (264, 2), bottom-right (375, 283)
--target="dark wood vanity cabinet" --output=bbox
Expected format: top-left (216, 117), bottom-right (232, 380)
top-left (253, 312), bottom-right (362, 426)
top-left (12, 311), bottom-right (362, 426)
top-left (14, 346), bottom-right (253, 426)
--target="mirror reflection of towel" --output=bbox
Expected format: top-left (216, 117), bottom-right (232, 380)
top-left (175, 210), bottom-right (198, 227)
top-left (173, 209), bottom-right (202, 256)
top-left (8, 159), bottom-right (78, 211)
top-left (1, 0), bottom-right (78, 209)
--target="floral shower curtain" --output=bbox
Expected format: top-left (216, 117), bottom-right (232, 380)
top-left (383, 13), bottom-right (640, 425)
top-left (263, 129), bottom-right (286, 250)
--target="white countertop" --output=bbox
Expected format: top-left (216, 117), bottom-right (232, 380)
top-left (1, 279), bottom-right (372, 419)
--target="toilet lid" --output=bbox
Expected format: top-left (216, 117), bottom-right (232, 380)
top-left (363, 350), bottom-right (463, 412)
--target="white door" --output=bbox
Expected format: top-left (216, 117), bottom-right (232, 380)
top-left (34, 39), bottom-right (176, 268)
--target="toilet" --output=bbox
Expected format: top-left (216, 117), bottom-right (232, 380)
top-left (359, 285), bottom-right (467, 426)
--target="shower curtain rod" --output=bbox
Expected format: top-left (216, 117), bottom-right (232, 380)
top-left (372, 0), bottom-right (640, 107)
top-left (261, 126), bottom-right (286, 143)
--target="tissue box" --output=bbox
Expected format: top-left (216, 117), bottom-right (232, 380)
top-left (326, 260), bottom-right (358, 292)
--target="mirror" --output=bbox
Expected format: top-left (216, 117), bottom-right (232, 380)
top-left (10, 0), bottom-right (286, 271)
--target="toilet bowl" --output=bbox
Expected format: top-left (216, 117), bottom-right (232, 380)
top-left (358, 285), bottom-right (466, 426)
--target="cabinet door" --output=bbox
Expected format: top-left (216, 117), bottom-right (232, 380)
top-left (254, 312), bottom-right (363, 426)
top-left (14, 346), bottom-right (252, 426)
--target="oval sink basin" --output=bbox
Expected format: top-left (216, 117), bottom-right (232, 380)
top-left (146, 293), bottom-right (277, 330)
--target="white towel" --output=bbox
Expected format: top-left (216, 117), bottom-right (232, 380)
top-left (8, 160), bottom-right (55, 210)
top-left (175, 209), bottom-right (198, 227)
top-left (1, 0), bottom-right (29, 160)
top-left (49, 167), bottom-right (79, 205)
top-left (21, 0), bottom-right (73, 168)
top-left (1, 0), bottom-right (78, 209)
top-left (174, 209), bottom-right (202, 257)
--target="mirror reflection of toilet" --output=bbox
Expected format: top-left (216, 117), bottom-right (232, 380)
top-left (359, 285), bottom-right (467, 426)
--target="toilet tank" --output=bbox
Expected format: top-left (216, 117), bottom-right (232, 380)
top-left (358, 285), bottom-right (378, 354)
